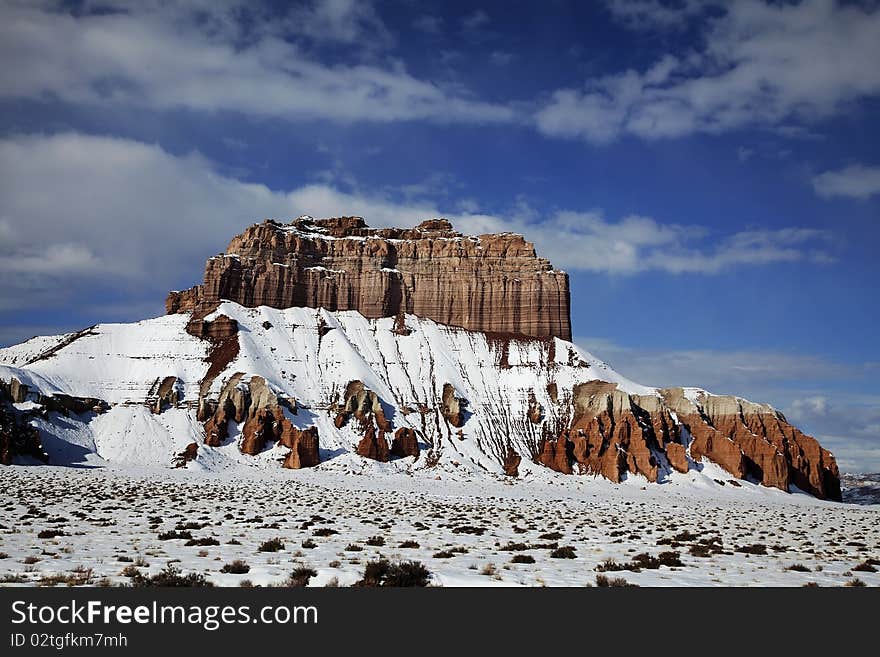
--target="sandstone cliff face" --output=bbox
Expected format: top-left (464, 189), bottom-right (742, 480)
top-left (535, 383), bottom-right (840, 501)
top-left (167, 216), bottom-right (571, 340)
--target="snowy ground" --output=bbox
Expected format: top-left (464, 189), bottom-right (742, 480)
top-left (1, 461), bottom-right (878, 587)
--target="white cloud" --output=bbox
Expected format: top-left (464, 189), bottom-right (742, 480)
top-left (461, 10), bottom-right (490, 32)
top-left (0, 132), bottom-right (835, 314)
top-left (604, 0), bottom-right (708, 31)
top-left (538, 0), bottom-right (880, 142)
top-left (812, 164), bottom-right (880, 200)
top-left (0, 1), bottom-right (513, 125)
top-left (288, 0), bottom-right (392, 47)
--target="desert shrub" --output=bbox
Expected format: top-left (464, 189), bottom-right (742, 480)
top-left (550, 546), bottom-right (576, 559)
top-left (185, 537), bottom-right (220, 547)
top-left (399, 540), bottom-right (420, 549)
top-left (630, 553), bottom-right (660, 570)
top-left (844, 578), bottom-right (866, 587)
top-left (501, 542), bottom-right (529, 552)
top-left (284, 567), bottom-right (317, 587)
top-left (689, 544), bottom-right (712, 558)
top-left (596, 559), bottom-right (625, 572)
top-left (539, 531), bottom-right (563, 540)
top-left (130, 564), bottom-right (213, 587)
top-left (365, 536), bottom-right (385, 546)
top-left (595, 574), bottom-right (637, 587)
top-left (312, 528), bottom-right (338, 537)
top-left (785, 563), bottom-right (811, 572)
top-left (735, 544), bottom-right (767, 555)
top-left (157, 530), bottom-right (192, 541)
top-left (301, 538), bottom-right (317, 549)
top-left (852, 561), bottom-right (877, 573)
top-left (258, 538), bottom-right (285, 553)
top-left (345, 543), bottom-right (364, 552)
top-left (356, 559), bottom-right (430, 587)
top-left (220, 560), bottom-right (250, 574)
top-left (511, 554), bottom-right (535, 564)
top-left (452, 525), bottom-right (486, 535)
top-left (120, 565), bottom-right (141, 578)
top-left (37, 529), bottom-right (66, 539)
top-left (176, 521), bottom-right (207, 530)
top-left (433, 550), bottom-right (455, 559)
top-left (658, 551), bottom-right (682, 567)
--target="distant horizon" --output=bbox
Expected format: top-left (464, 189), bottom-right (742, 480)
top-left (0, 0), bottom-right (878, 471)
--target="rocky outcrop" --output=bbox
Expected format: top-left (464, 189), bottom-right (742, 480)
top-left (441, 384), bottom-right (466, 428)
top-left (281, 426), bottom-right (320, 469)
top-left (199, 374), bottom-right (318, 469)
top-left (356, 424), bottom-right (389, 462)
top-left (149, 376), bottom-right (180, 414)
top-left (173, 442), bottom-right (198, 468)
top-left (0, 382), bottom-right (47, 465)
top-left (533, 383), bottom-right (840, 500)
top-left (390, 427), bottom-right (419, 459)
top-left (503, 449), bottom-right (522, 477)
top-left (334, 381), bottom-right (391, 432)
top-left (166, 216), bottom-right (571, 340)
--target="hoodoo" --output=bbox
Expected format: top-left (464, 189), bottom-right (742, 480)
top-left (166, 216), bottom-right (572, 341)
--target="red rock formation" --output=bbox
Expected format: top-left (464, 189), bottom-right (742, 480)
top-left (536, 434), bottom-right (572, 474)
top-left (281, 426), bottom-right (320, 469)
top-left (166, 216), bottom-right (571, 340)
top-left (441, 383), bottom-right (466, 428)
top-left (531, 384), bottom-right (841, 501)
top-left (390, 427), bottom-right (419, 458)
top-left (665, 442), bottom-right (689, 473)
top-left (335, 381), bottom-right (391, 431)
top-left (198, 374), bottom-right (319, 468)
top-left (356, 424), bottom-right (390, 462)
top-left (503, 448), bottom-right (521, 477)
top-left (173, 442), bottom-right (198, 468)
top-left (527, 392), bottom-right (542, 424)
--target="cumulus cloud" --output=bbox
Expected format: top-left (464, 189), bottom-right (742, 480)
top-left (0, 131), bottom-right (836, 316)
top-left (537, 0), bottom-right (880, 142)
top-left (812, 164), bottom-right (880, 200)
top-left (0, 1), bottom-right (513, 125)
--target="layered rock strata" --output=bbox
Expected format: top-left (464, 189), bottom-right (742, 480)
top-left (167, 216), bottom-right (571, 340)
top-left (536, 383), bottom-right (840, 500)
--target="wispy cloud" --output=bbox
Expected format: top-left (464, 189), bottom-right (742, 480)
top-left (812, 164), bottom-right (880, 200)
top-left (537, 0), bottom-right (880, 143)
top-left (0, 1), bottom-right (513, 125)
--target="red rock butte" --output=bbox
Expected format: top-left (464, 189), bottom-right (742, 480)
top-left (166, 216), bottom-right (572, 341)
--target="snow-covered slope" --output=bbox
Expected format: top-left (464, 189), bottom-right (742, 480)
top-left (0, 302), bottom-right (650, 472)
top-left (0, 302), bottom-right (841, 502)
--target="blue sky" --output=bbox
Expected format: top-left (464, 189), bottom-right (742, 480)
top-left (0, 0), bottom-right (878, 470)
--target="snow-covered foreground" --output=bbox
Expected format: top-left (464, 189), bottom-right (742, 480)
top-left (1, 462), bottom-right (877, 587)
